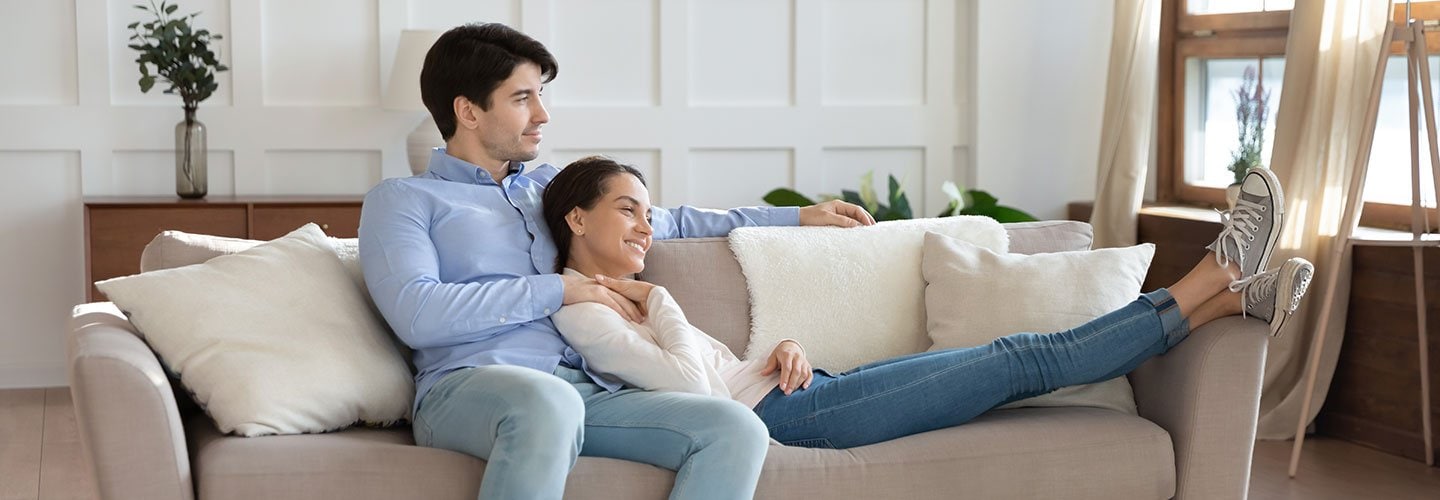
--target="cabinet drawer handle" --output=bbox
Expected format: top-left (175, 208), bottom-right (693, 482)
top-left (321, 223), bottom-right (330, 231)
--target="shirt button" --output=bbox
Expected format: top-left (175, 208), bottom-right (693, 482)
top-left (499, 316), bottom-right (507, 324)
top-left (543, 308), bottom-right (552, 315)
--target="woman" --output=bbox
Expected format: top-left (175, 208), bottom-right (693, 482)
top-left (543, 156), bottom-right (1312, 450)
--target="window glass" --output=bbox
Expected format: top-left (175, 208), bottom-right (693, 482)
top-left (1364, 55), bottom-right (1440, 206)
top-left (1186, 0), bottom-right (1292, 15)
top-left (1184, 57), bottom-right (1283, 188)
top-left (1183, 54), bottom-right (1435, 206)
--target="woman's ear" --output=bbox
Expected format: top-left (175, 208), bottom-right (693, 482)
top-left (566, 208), bottom-right (586, 236)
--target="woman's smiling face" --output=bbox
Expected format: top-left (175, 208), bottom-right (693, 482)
top-left (566, 173), bottom-right (654, 276)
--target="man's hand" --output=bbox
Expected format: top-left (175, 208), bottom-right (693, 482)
top-left (561, 274), bottom-right (645, 323)
top-left (799, 200), bottom-right (876, 228)
top-left (760, 340), bottom-right (812, 395)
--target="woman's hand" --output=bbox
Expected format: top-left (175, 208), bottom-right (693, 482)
top-left (561, 274), bottom-right (644, 323)
top-left (595, 275), bottom-right (657, 317)
top-left (761, 340), bottom-right (812, 395)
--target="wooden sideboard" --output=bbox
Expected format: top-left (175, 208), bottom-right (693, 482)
top-left (84, 196), bottom-right (364, 301)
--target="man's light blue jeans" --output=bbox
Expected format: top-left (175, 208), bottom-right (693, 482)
top-left (754, 289), bottom-right (1191, 449)
top-left (413, 364), bottom-right (769, 500)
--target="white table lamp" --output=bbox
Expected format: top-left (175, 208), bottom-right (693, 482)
top-left (384, 30), bottom-right (445, 176)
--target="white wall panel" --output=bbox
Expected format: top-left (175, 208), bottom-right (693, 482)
top-left (408, 0), bottom-right (518, 29)
top-left (261, 0), bottom-right (379, 106)
top-left (688, 0), bottom-right (792, 106)
top-left (0, 0), bottom-right (973, 388)
top-left (109, 0), bottom-right (232, 106)
top-left (820, 147), bottom-right (925, 213)
top-left (976, 0), bottom-right (1109, 219)
top-left (264, 150), bottom-right (381, 194)
top-left (821, 0), bottom-right (925, 105)
top-left (548, 148), bottom-right (661, 204)
top-left (0, 0), bottom-right (78, 105)
top-left (954, 145), bottom-right (973, 189)
top-left (0, 152), bottom-right (82, 388)
top-left (111, 150), bottom-right (235, 196)
top-left (549, 0), bottom-right (657, 106)
top-left (688, 149), bottom-right (792, 209)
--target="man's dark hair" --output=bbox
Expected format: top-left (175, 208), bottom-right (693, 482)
top-left (542, 156), bottom-right (648, 273)
top-left (420, 23), bottom-right (558, 140)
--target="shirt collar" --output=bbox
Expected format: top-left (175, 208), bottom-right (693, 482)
top-left (425, 147), bottom-right (524, 186)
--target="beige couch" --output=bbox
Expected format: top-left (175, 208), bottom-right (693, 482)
top-left (68, 220), bottom-right (1267, 499)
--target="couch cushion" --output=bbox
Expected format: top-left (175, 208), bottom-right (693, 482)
top-left (1004, 220), bottom-right (1094, 254)
top-left (638, 237), bottom-right (752, 355)
top-left (639, 221), bottom-right (1097, 357)
top-left (189, 406), bottom-right (1172, 500)
top-left (759, 407), bottom-right (1174, 499)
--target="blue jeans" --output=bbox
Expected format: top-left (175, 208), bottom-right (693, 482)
top-left (754, 289), bottom-right (1190, 449)
top-left (413, 364), bottom-right (769, 500)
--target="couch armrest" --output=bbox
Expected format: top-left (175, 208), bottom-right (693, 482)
top-left (68, 302), bottom-right (194, 500)
top-left (1129, 316), bottom-right (1267, 500)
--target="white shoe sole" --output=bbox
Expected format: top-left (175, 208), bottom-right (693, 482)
top-left (1269, 258), bottom-right (1314, 338)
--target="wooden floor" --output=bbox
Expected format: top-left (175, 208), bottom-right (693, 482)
top-left (1, 387), bottom-right (1437, 499)
top-left (1, 389), bottom-right (96, 500)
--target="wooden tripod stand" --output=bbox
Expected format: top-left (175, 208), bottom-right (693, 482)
top-left (1288, 18), bottom-right (1440, 477)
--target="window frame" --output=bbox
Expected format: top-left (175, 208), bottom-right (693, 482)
top-left (1157, 0), bottom-right (1440, 231)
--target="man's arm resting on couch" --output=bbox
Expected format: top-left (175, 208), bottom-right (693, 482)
top-left (1129, 316), bottom-right (1269, 500)
top-left (68, 302), bottom-right (194, 500)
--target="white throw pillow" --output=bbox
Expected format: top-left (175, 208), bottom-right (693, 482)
top-left (95, 224), bottom-right (414, 436)
top-left (729, 217), bottom-right (1009, 371)
top-left (141, 231), bottom-right (366, 295)
top-left (921, 231), bottom-right (1155, 414)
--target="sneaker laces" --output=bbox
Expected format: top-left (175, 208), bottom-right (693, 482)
top-left (1230, 267), bottom-right (1278, 319)
top-left (1211, 198), bottom-right (1266, 271)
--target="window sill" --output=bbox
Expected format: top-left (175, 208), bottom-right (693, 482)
top-left (1070, 202), bottom-right (1439, 247)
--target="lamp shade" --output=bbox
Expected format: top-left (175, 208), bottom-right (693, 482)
top-left (383, 30), bottom-right (443, 111)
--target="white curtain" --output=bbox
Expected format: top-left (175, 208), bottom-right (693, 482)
top-left (1256, 0), bottom-right (1393, 439)
top-left (1091, 0), bottom-right (1161, 249)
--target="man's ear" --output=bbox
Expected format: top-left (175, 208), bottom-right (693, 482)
top-left (566, 208), bottom-right (586, 236)
top-left (453, 96), bottom-right (478, 132)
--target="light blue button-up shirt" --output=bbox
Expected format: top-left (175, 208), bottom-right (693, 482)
top-left (359, 149), bottom-right (800, 412)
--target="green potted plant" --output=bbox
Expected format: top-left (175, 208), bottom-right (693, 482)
top-left (763, 172), bottom-right (1038, 223)
top-left (1226, 65), bottom-right (1270, 208)
top-left (127, 0), bottom-right (228, 199)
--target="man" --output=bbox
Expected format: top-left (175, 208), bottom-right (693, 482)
top-left (359, 23), bottom-right (873, 500)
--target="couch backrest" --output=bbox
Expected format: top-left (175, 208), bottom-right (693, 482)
top-left (637, 220), bottom-right (1094, 355)
top-left (140, 220), bottom-right (1094, 358)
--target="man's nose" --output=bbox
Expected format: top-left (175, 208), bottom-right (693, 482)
top-left (532, 98), bottom-right (550, 124)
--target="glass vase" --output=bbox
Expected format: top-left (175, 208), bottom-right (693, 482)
top-left (175, 109), bottom-right (208, 199)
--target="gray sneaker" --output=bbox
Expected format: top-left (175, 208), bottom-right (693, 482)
top-left (1207, 167), bottom-right (1285, 279)
top-left (1232, 257), bottom-right (1315, 337)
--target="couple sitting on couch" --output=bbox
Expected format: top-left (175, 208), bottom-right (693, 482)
top-left (359, 22), bottom-right (1314, 500)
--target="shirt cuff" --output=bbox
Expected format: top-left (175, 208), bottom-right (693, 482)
top-left (769, 207), bottom-right (801, 227)
top-left (775, 337), bottom-right (806, 357)
top-left (528, 273), bottom-right (565, 318)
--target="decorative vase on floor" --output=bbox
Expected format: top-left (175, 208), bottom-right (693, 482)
top-left (175, 109), bottom-right (207, 199)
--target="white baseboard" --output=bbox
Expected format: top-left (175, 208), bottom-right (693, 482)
top-left (0, 360), bottom-right (68, 389)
